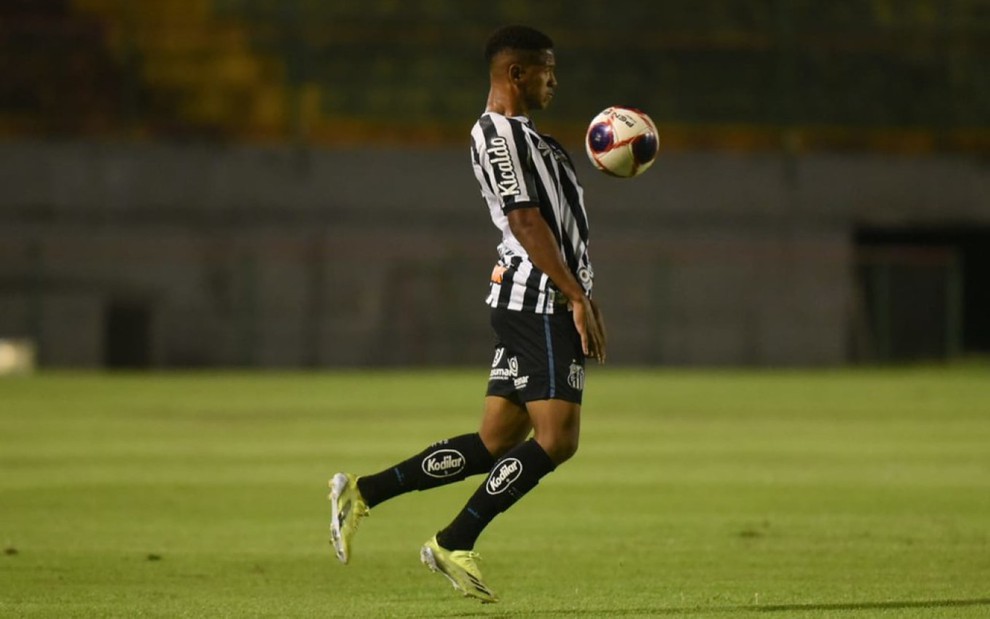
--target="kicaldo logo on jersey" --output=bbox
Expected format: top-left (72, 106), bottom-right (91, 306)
top-left (422, 449), bottom-right (466, 479)
top-left (487, 136), bottom-right (520, 197)
top-left (486, 458), bottom-right (523, 495)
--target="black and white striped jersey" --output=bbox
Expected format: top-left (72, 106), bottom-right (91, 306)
top-left (470, 111), bottom-right (593, 314)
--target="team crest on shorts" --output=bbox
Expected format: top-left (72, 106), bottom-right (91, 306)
top-left (567, 361), bottom-right (585, 391)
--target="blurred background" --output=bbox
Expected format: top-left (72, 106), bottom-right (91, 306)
top-left (0, 0), bottom-right (987, 370)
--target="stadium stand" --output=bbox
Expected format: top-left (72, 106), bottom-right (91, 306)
top-left (1, 0), bottom-right (987, 150)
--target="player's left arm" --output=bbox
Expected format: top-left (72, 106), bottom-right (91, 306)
top-left (506, 206), bottom-right (607, 363)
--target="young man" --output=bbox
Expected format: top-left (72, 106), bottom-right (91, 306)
top-left (329, 25), bottom-right (606, 603)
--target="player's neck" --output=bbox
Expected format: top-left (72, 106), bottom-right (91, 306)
top-left (485, 87), bottom-right (529, 118)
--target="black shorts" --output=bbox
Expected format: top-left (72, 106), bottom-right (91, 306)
top-left (486, 307), bottom-right (586, 405)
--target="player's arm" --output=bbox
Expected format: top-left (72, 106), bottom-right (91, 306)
top-left (506, 205), bottom-right (607, 363)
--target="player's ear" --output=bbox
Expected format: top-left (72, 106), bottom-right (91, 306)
top-left (509, 63), bottom-right (523, 82)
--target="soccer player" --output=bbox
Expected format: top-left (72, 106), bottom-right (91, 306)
top-left (328, 25), bottom-right (606, 603)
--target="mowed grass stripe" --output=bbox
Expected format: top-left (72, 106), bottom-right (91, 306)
top-left (1, 368), bottom-right (988, 618)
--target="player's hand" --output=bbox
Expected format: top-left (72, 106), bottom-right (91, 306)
top-left (589, 297), bottom-right (607, 362)
top-left (573, 296), bottom-right (607, 364)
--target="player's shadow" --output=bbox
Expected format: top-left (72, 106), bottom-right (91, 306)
top-left (432, 597), bottom-right (990, 617)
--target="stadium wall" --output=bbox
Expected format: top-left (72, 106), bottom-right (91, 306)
top-left (0, 142), bottom-right (985, 368)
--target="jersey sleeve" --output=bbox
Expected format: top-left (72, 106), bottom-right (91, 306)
top-left (476, 115), bottom-right (540, 212)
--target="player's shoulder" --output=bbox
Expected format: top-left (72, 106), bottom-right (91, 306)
top-left (473, 113), bottom-right (538, 158)
top-left (540, 133), bottom-right (566, 151)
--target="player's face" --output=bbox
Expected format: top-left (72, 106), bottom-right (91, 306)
top-left (520, 50), bottom-right (557, 110)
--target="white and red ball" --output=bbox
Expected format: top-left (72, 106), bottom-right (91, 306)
top-left (585, 106), bottom-right (658, 178)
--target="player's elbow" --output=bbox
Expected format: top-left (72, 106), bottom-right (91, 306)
top-left (506, 204), bottom-right (543, 238)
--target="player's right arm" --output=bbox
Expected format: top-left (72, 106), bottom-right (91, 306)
top-left (507, 206), bottom-right (607, 363)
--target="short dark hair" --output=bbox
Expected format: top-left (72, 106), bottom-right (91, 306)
top-left (484, 25), bottom-right (554, 65)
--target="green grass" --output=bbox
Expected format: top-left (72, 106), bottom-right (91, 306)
top-left (1, 367), bottom-right (988, 618)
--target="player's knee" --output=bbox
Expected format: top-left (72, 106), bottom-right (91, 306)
top-left (480, 431), bottom-right (524, 458)
top-left (543, 435), bottom-right (579, 465)
top-left (493, 438), bottom-right (524, 458)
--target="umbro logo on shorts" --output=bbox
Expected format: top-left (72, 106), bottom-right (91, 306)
top-left (491, 347), bottom-right (505, 368)
top-left (490, 348), bottom-right (521, 382)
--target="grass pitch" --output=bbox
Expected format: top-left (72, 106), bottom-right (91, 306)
top-left (1, 367), bottom-right (988, 618)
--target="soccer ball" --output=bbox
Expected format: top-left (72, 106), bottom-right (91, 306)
top-left (585, 106), bottom-right (658, 178)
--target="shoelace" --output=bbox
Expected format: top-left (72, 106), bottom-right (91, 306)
top-left (453, 550), bottom-right (483, 571)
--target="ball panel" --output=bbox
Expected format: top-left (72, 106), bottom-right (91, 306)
top-left (632, 132), bottom-right (658, 164)
top-left (597, 148), bottom-right (635, 178)
top-left (587, 122), bottom-right (614, 153)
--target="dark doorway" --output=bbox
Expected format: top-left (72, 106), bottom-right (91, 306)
top-left (855, 227), bottom-right (990, 361)
top-left (104, 301), bottom-right (152, 368)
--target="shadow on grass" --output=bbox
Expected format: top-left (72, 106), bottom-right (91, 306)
top-left (423, 597), bottom-right (990, 617)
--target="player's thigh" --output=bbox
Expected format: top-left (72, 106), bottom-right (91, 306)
top-left (526, 398), bottom-right (581, 464)
top-left (479, 395), bottom-right (532, 457)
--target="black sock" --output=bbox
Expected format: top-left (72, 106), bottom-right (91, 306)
top-left (436, 439), bottom-right (556, 551)
top-left (355, 433), bottom-right (495, 508)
